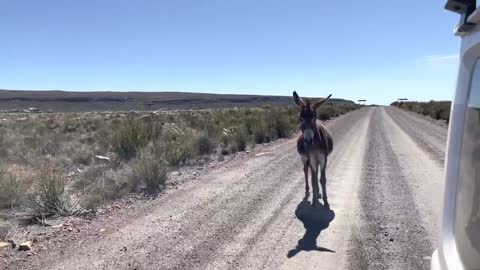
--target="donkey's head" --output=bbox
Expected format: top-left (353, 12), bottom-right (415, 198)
top-left (293, 91), bottom-right (332, 145)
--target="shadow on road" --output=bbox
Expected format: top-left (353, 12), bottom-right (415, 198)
top-left (287, 198), bottom-right (336, 258)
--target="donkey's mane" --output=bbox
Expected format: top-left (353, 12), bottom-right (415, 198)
top-left (304, 99), bottom-right (313, 107)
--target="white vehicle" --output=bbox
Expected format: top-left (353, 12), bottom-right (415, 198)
top-left (432, 1), bottom-right (480, 269)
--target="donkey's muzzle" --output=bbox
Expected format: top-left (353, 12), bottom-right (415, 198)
top-left (304, 138), bottom-right (314, 145)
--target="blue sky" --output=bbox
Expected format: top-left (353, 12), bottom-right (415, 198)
top-left (0, 0), bottom-right (460, 105)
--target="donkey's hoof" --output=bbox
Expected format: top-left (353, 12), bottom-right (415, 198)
top-left (312, 201), bottom-right (321, 207)
top-left (324, 200), bottom-right (330, 208)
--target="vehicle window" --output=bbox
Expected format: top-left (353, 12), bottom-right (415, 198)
top-left (455, 58), bottom-right (480, 269)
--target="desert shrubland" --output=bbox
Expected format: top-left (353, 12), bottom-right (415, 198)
top-left (0, 103), bottom-right (358, 219)
top-left (391, 100), bottom-right (451, 123)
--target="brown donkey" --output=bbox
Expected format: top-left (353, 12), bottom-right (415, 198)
top-left (293, 91), bottom-right (333, 207)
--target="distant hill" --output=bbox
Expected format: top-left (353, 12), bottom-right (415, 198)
top-left (0, 90), bottom-right (356, 112)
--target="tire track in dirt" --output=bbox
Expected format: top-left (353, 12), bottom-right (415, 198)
top-left (60, 148), bottom-right (302, 270)
top-left (8, 142), bottom-right (301, 270)
top-left (385, 107), bottom-right (447, 166)
top-left (348, 108), bottom-right (433, 270)
top-left (165, 108), bottom-right (373, 270)
top-left (382, 108), bottom-right (445, 243)
top-left (209, 108), bottom-right (373, 270)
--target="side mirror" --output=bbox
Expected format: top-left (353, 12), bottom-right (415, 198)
top-left (445, 0), bottom-right (475, 14)
top-left (445, 0), bottom-right (476, 33)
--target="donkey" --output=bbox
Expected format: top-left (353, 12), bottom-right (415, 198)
top-left (293, 91), bottom-right (333, 207)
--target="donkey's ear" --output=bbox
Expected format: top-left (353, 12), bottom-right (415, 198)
top-left (293, 91), bottom-right (304, 107)
top-left (313, 94), bottom-right (332, 110)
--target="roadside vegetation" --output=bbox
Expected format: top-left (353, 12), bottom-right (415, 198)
top-left (390, 100), bottom-right (451, 123)
top-left (0, 102), bottom-right (359, 221)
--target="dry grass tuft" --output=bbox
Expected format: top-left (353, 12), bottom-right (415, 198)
top-left (130, 144), bottom-right (169, 195)
top-left (0, 166), bottom-right (30, 209)
top-left (26, 164), bottom-right (80, 219)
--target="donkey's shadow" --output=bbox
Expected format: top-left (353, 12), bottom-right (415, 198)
top-left (287, 198), bottom-right (336, 258)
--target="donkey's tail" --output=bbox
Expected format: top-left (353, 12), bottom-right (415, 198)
top-left (327, 135), bottom-right (333, 154)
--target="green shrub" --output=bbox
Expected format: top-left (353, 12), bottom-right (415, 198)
top-left (162, 125), bottom-right (193, 166)
top-left (192, 132), bottom-right (215, 156)
top-left (221, 127), bottom-right (248, 153)
top-left (269, 111), bottom-right (294, 138)
top-left (111, 119), bottom-right (150, 160)
top-left (0, 129), bottom-right (8, 159)
top-left (232, 127), bottom-right (248, 152)
top-left (317, 104), bottom-right (337, 120)
top-left (131, 146), bottom-right (169, 195)
top-left (317, 111), bottom-right (331, 121)
top-left (252, 121), bottom-right (270, 144)
top-left (243, 113), bottom-right (274, 144)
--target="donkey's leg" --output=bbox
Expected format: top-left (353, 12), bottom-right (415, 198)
top-left (303, 159), bottom-right (310, 197)
top-left (316, 153), bottom-right (326, 200)
top-left (320, 165), bottom-right (329, 206)
top-left (312, 166), bottom-right (321, 199)
top-left (310, 161), bottom-right (320, 206)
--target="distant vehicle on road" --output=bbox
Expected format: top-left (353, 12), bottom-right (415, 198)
top-left (432, 1), bottom-right (480, 269)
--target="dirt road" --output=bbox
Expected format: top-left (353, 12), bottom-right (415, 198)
top-left (6, 107), bottom-right (447, 270)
